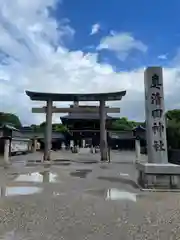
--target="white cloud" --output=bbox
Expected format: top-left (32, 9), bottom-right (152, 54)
top-left (90, 23), bottom-right (100, 35)
top-left (0, 1), bottom-right (179, 126)
top-left (97, 32), bottom-right (147, 60)
top-left (158, 54), bottom-right (167, 60)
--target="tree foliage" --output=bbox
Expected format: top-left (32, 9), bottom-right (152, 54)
top-left (111, 117), bottom-right (141, 131)
top-left (30, 122), bottom-right (68, 133)
top-left (166, 109), bottom-right (180, 149)
top-left (0, 112), bottom-right (22, 128)
top-left (1, 109), bottom-right (180, 149)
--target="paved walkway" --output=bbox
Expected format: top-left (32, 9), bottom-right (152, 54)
top-left (9, 149), bottom-right (138, 162)
top-left (0, 150), bottom-right (179, 239)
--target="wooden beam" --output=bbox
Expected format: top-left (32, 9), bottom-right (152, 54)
top-left (32, 106), bottom-right (120, 114)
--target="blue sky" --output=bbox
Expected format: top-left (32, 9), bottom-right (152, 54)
top-left (0, 0), bottom-right (180, 125)
top-left (57, 0), bottom-right (180, 68)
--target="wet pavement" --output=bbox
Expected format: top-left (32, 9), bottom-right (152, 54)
top-left (0, 186), bottom-right (43, 197)
top-left (0, 150), bottom-right (180, 239)
top-left (14, 172), bottom-right (59, 183)
top-left (70, 169), bottom-right (92, 178)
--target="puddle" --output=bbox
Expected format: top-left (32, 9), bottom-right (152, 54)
top-left (82, 161), bottom-right (98, 164)
top-left (106, 189), bottom-right (137, 201)
top-left (0, 231), bottom-right (25, 240)
top-left (28, 159), bottom-right (42, 162)
top-left (0, 186), bottom-right (42, 197)
top-left (97, 176), bottom-right (139, 189)
top-left (53, 191), bottom-right (66, 197)
top-left (14, 171), bottom-right (59, 183)
top-left (85, 188), bottom-right (137, 202)
top-left (85, 188), bottom-right (168, 202)
top-left (120, 173), bottom-right (129, 177)
top-left (70, 169), bottom-right (92, 178)
top-left (54, 159), bottom-right (71, 162)
top-left (55, 162), bottom-right (71, 166)
top-left (100, 165), bottom-right (109, 169)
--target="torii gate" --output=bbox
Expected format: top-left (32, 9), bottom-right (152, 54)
top-left (26, 91), bottom-right (126, 162)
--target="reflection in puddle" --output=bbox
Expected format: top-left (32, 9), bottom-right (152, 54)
top-left (70, 169), bottom-right (92, 178)
top-left (97, 176), bottom-right (139, 189)
top-left (120, 173), bottom-right (129, 177)
top-left (14, 171), bottom-right (58, 183)
top-left (106, 188), bottom-right (137, 202)
top-left (0, 186), bottom-right (42, 197)
top-left (0, 231), bottom-right (24, 240)
top-left (86, 188), bottom-right (137, 202)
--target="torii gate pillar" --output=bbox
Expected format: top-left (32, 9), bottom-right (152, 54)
top-left (100, 99), bottom-right (108, 161)
top-left (44, 99), bottom-right (53, 161)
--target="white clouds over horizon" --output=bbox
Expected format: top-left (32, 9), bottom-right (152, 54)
top-left (0, 0), bottom-right (179, 126)
top-left (97, 32), bottom-right (148, 60)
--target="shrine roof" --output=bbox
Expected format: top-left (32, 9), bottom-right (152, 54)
top-left (132, 125), bottom-right (146, 131)
top-left (60, 113), bottom-right (118, 120)
top-left (0, 123), bottom-right (19, 131)
top-left (26, 90), bottom-right (126, 102)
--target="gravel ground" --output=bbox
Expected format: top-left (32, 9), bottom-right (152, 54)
top-left (0, 150), bottom-right (179, 239)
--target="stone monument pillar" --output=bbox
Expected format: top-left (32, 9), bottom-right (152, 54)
top-left (99, 99), bottom-right (108, 161)
top-left (44, 99), bottom-right (53, 161)
top-left (144, 67), bottom-right (168, 163)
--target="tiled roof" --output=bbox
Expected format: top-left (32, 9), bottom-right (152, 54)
top-left (26, 90), bottom-right (126, 101)
top-left (61, 113), bottom-right (116, 120)
top-left (0, 123), bottom-right (19, 131)
top-left (12, 131), bottom-right (65, 140)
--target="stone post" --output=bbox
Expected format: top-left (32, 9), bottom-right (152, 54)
top-left (4, 138), bottom-right (10, 165)
top-left (74, 101), bottom-right (79, 107)
top-left (28, 140), bottom-right (32, 152)
top-left (33, 138), bottom-right (37, 153)
top-left (99, 99), bottom-right (108, 161)
top-left (135, 139), bottom-right (141, 163)
top-left (44, 99), bottom-right (53, 161)
top-left (82, 139), bottom-right (85, 148)
top-left (144, 67), bottom-right (168, 163)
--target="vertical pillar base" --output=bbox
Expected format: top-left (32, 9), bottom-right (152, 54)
top-left (99, 99), bottom-right (108, 162)
top-left (43, 154), bottom-right (51, 162)
top-left (44, 99), bottom-right (53, 162)
top-left (2, 139), bottom-right (11, 168)
top-left (100, 140), bottom-right (108, 161)
top-left (33, 139), bottom-right (37, 153)
top-left (135, 139), bottom-right (141, 163)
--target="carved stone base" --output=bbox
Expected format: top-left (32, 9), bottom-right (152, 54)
top-left (136, 163), bottom-right (180, 189)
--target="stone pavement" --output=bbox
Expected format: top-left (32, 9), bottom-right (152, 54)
top-left (0, 150), bottom-right (179, 239)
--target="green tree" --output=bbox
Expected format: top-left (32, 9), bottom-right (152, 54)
top-left (166, 109), bottom-right (180, 121)
top-left (166, 109), bottom-right (180, 149)
top-left (38, 122), bottom-right (68, 133)
top-left (0, 112), bottom-right (22, 128)
top-left (52, 124), bottom-right (68, 133)
top-left (111, 117), bottom-right (138, 131)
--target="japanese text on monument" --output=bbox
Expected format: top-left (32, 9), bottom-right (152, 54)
top-left (150, 74), bottom-right (165, 152)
